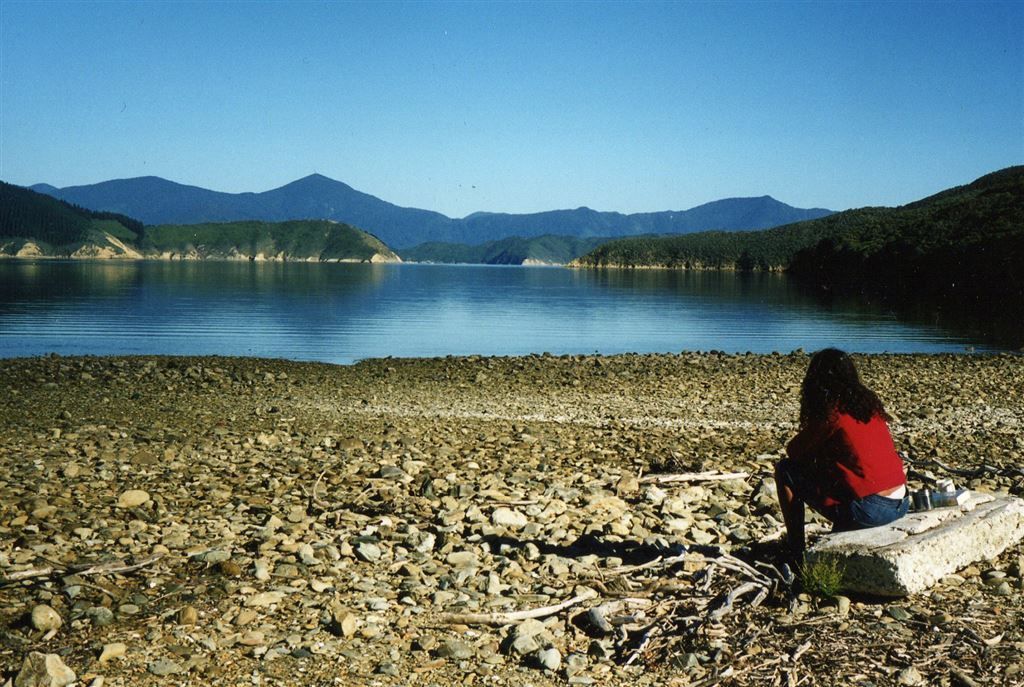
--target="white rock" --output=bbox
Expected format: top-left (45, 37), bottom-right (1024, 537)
top-left (898, 666), bottom-right (924, 686)
top-left (515, 618), bottom-right (547, 639)
top-left (244, 591), bottom-right (284, 607)
top-left (117, 489), bottom-right (150, 508)
top-left (254, 559), bottom-right (271, 581)
top-left (30, 605), bottom-right (62, 632)
top-left (537, 646), bottom-right (562, 671)
top-left (298, 543), bottom-right (318, 565)
top-left (98, 642), bottom-right (127, 663)
top-left (643, 485), bottom-right (667, 505)
top-left (446, 551), bottom-right (479, 569)
top-left (807, 494), bottom-right (1024, 596)
top-left (491, 507), bottom-right (528, 529)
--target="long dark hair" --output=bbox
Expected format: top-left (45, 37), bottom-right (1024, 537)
top-left (800, 348), bottom-right (889, 427)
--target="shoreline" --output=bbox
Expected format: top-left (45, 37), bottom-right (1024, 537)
top-left (1, 352), bottom-right (1021, 685)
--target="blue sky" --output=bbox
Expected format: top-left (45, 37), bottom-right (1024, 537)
top-left (1, 1), bottom-right (1021, 217)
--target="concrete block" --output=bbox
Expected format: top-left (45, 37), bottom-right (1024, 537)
top-left (806, 493), bottom-right (1024, 597)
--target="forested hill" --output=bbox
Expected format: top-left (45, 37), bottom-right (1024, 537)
top-left (0, 183), bottom-right (401, 262)
top-left (0, 181), bottom-right (143, 257)
top-left (399, 234), bottom-right (610, 265)
top-left (573, 166), bottom-right (1024, 302)
top-left (142, 221), bottom-right (400, 262)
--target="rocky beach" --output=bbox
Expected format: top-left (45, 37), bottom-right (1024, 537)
top-left (1, 352), bottom-right (1022, 686)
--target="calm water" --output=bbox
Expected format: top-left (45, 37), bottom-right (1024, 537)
top-left (0, 261), bottom-right (1012, 362)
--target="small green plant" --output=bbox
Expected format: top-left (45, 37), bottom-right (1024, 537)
top-left (800, 554), bottom-right (846, 598)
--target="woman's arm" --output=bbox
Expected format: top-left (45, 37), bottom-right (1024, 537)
top-left (786, 420), bottom-right (834, 462)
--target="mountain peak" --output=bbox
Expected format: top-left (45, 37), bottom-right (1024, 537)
top-left (277, 173), bottom-right (352, 193)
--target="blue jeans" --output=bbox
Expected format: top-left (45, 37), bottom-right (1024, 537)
top-left (843, 492), bottom-right (910, 530)
top-left (777, 458), bottom-right (909, 531)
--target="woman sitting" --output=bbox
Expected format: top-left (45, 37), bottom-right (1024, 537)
top-left (775, 348), bottom-right (909, 553)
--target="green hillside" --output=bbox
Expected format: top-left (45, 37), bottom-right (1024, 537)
top-left (400, 234), bottom-right (610, 265)
top-left (574, 166), bottom-right (1024, 301)
top-left (0, 183), bottom-right (400, 262)
top-left (143, 220), bottom-right (399, 262)
top-left (0, 181), bottom-right (142, 253)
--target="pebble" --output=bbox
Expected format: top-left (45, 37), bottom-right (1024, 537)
top-left (178, 605), bottom-right (199, 625)
top-left (446, 551), bottom-right (479, 569)
top-left (1, 353), bottom-right (1020, 686)
top-left (245, 591), bottom-right (284, 607)
top-left (254, 559), bottom-right (271, 581)
top-left (897, 665), bottom-right (924, 686)
top-left (201, 549), bottom-right (231, 564)
top-left (147, 658), bottom-right (182, 676)
top-left (219, 560), bottom-right (242, 577)
top-left (537, 646), bottom-right (562, 671)
top-left (98, 642), bottom-right (127, 663)
top-left (239, 630), bottom-right (266, 646)
top-left (356, 542), bottom-right (382, 562)
top-left (491, 507), bottom-right (529, 529)
top-left (515, 618), bottom-right (547, 638)
top-left (30, 604), bottom-right (63, 632)
top-left (511, 634), bottom-right (541, 656)
top-left (587, 607), bottom-right (614, 633)
top-left (376, 661), bottom-right (400, 676)
top-left (992, 581), bottom-right (1013, 596)
top-left (335, 612), bottom-right (358, 637)
top-left (437, 639), bottom-right (475, 659)
top-left (86, 606), bottom-right (114, 627)
top-left (228, 608), bottom-right (253, 627)
top-left (116, 489), bottom-right (150, 508)
top-left (887, 605), bottom-right (912, 622)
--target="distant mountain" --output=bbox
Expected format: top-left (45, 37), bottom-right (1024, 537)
top-left (574, 166), bottom-right (1024, 305)
top-left (31, 175), bottom-right (834, 249)
top-left (31, 174), bottom-right (452, 249)
top-left (400, 234), bottom-right (611, 265)
top-left (1, 183), bottom-right (400, 262)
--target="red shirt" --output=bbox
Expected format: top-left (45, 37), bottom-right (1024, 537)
top-left (787, 411), bottom-right (906, 505)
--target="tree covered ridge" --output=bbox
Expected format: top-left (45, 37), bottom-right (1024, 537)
top-left (574, 166), bottom-right (1024, 300)
top-left (143, 220), bottom-right (397, 261)
top-left (399, 234), bottom-right (610, 265)
top-left (0, 182), bottom-right (398, 261)
top-left (0, 181), bottom-right (142, 247)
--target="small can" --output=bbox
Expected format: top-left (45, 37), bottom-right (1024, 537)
top-left (936, 479), bottom-right (955, 493)
top-left (912, 489), bottom-right (932, 511)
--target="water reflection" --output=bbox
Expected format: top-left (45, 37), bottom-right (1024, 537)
top-left (0, 260), bottom-right (1016, 363)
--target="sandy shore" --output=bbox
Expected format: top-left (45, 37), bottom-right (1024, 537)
top-left (0, 352), bottom-right (1021, 686)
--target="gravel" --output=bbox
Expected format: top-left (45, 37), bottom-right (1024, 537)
top-left (0, 352), bottom-right (1021, 686)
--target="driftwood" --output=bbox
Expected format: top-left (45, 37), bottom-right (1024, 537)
top-left (0, 553), bottom-right (163, 587)
top-left (430, 541), bottom-right (786, 670)
top-left (639, 471), bottom-right (750, 485)
top-left (437, 587), bottom-right (598, 625)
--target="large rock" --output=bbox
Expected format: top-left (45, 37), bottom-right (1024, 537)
top-left (14, 652), bottom-right (76, 687)
top-left (807, 494), bottom-right (1024, 597)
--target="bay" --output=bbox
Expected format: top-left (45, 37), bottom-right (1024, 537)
top-left (0, 260), bottom-right (1009, 362)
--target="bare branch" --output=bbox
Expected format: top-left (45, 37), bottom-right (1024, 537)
top-left (639, 471), bottom-right (749, 484)
top-left (437, 587), bottom-right (599, 626)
